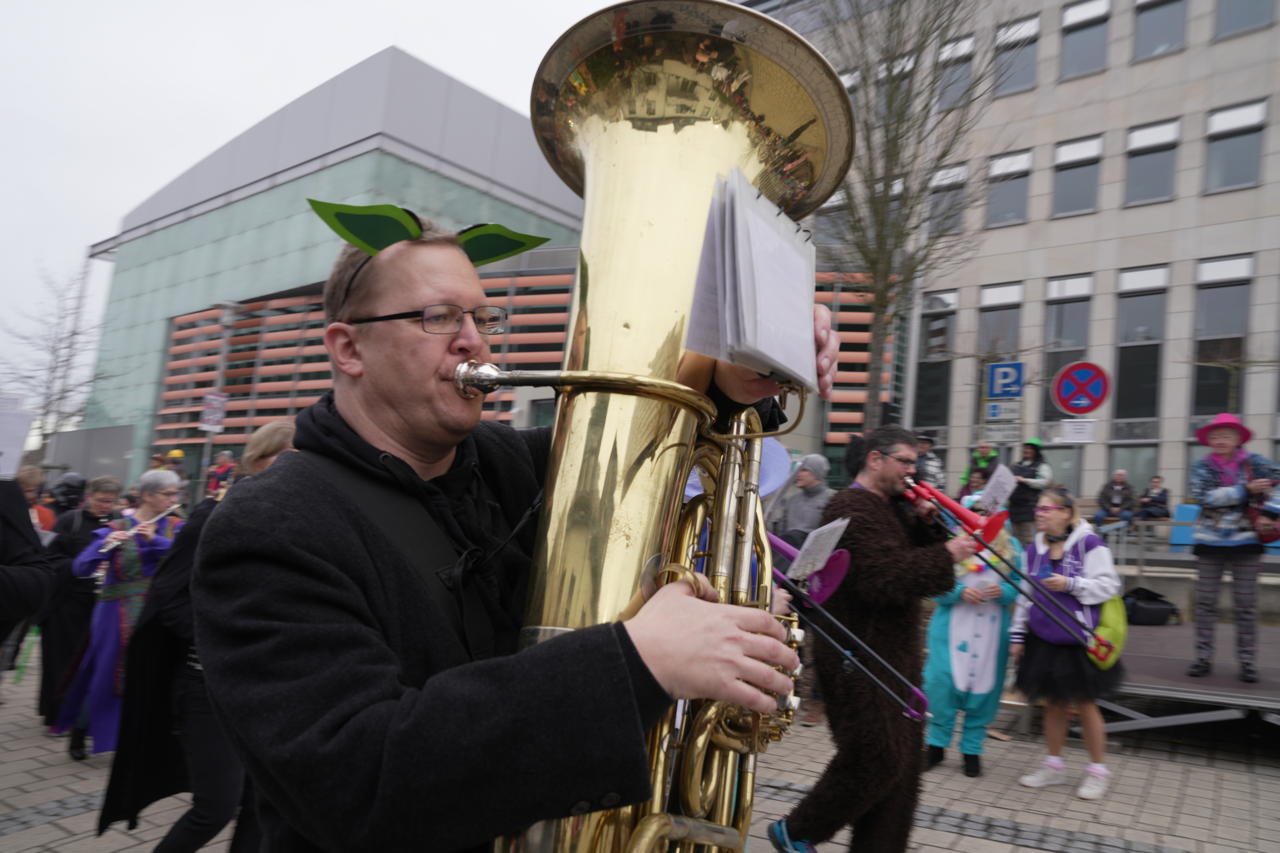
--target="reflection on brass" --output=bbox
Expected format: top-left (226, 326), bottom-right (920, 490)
top-left (501, 1), bottom-right (851, 850)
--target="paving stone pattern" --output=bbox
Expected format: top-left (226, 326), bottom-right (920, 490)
top-left (2, 646), bottom-right (1276, 851)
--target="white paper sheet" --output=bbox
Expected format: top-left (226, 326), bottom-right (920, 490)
top-left (786, 517), bottom-right (850, 581)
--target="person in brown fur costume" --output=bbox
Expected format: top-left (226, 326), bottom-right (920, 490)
top-left (769, 426), bottom-right (977, 853)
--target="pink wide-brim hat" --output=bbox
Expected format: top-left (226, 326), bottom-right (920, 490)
top-left (1196, 413), bottom-right (1253, 446)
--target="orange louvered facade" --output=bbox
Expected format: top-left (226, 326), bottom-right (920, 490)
top-left (151, 267), bottom-right (896, 459)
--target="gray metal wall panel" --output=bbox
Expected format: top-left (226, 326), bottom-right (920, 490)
top-left (382, 49), bottom-right (450, 158)
top-left (119, 47), bottom-right (584, 233)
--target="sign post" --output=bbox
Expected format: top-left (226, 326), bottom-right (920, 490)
top-left (1051, 361), bottom-right (1109, 445)
top-left (984, 361), bottom-right (1024, 444)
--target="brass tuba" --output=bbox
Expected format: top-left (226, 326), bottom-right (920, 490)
top-left (458, 2), bottom-right (851, 849)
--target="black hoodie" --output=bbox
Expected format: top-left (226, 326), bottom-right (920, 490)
top-left (193, 393), bottom-right (669, 852)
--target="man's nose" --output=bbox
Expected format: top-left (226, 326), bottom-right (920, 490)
top-left (450, 314), bottom-right (487, 354)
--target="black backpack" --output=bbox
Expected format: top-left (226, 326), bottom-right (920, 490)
top-left (1123, 586), bottom-right (1181, 626)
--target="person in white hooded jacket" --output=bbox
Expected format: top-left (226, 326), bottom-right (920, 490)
top-left (1009, 486), bottom-right (1122, 801)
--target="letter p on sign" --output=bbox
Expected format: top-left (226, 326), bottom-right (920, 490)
top-left (986, 362), bottom-right (1024, 399)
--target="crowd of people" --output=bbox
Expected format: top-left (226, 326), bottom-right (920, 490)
top-left (3, 428), bottom-right (294, 846)
top-left (764, 420), bottom-right (1275, 852)
top-left (1, 200), bottom-right (1275, 853)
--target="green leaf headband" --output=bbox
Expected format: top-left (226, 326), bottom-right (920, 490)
top-left (307, 199), bottom-right (550, 315)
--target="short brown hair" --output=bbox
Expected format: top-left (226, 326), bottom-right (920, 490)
top-left (88, 476), bottom-right (123, 495)
top-left (863, 425), bottom-right (918, 460)
top-left (16, 466), bottom-right (43, 489)
top-left (322, 224), bottom-right (460, 323)
top-left (243, 420), bottom-right (296, 474)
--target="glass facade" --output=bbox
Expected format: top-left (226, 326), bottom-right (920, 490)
top-left (84, 150), bottom-right (580, 479)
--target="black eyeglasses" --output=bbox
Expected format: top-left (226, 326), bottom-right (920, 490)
top-left (348, 304), bottom-right (508, 335)
top-left (880, 452), bottom-right (917, 468)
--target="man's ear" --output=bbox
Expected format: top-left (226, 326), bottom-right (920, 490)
top-left (324, 322), bottom-right (365, 379)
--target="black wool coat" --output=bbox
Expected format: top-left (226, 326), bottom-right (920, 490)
top-left (192, 396), bottom-right (670, 853)
top-left (99, 497), bottom-right (219, 835)
top-left (0, 480), bottom-right (55, 633)
top-left (39, 507), bottom-right (110, 724)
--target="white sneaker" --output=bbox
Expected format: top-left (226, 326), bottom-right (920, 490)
top-left (1019, 763), bottom-right (1068, 788)
top-left (1076, 771), bottom-right (1110, 800)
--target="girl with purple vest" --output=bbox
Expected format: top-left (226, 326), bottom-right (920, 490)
top-left (1009, 486), bottom-right (1122, 800)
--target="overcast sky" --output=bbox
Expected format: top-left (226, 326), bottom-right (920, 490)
top-left (0, 0), bottom-right (611, 383)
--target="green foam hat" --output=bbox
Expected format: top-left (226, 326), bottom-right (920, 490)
top-left (307, 199), bottom-right (548, 266)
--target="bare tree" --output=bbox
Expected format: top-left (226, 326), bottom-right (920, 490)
top-left (0, 268), bottom-right (105, 464)
top-left (793, 0), bottom-right (1008, 431)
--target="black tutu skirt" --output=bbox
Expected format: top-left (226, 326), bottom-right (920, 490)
top-left (1016, 633), bottom-right (1124, 703)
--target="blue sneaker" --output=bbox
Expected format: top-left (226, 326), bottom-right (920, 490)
top-left (767, 819), bottom-right (817, 853)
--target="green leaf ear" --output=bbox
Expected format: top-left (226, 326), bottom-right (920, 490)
top-left (457, 224), bottom-right (550, 266)
top-left (308, 199), bottom-right (423, 256)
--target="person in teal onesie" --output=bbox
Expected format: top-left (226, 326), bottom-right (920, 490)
top-left (923, 530), bottom-right (1020, 777)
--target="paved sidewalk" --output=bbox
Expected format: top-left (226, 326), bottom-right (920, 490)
top-left (0, 648), bottom-right (229, 853)
top-left (747, 706), bottom-right (1280, 853)
top-left (1, 646), bottom-right (1276, 852)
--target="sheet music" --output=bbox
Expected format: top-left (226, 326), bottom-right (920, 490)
top-left (688, 178), bottom-right (725, 361)
top-left (979, 464), bottom-right (1017, 513)
top-left (786, 517), bottom-right (850, 581)
top-left (688, 168), bottom-right (818, 391)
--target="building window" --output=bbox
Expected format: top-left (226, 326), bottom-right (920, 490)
top-left (1116, 268), bottom-right (1167, 422)
top-left (977, 284), bottom-right (1023, 412)
top-left (1060, 0), bottom-right (1110, 80)
top-left (813, 190), bottom-right (848, 245)
top-left (1214, 0), bottom-right (1274, 39)
top-left (994, 16), bottom-right (1038, 96)
top-left (876, 55), bottom-right (916, 124)
top-left (1052, 136), bottom-right (1102, 216)
top-left (1205, 101), bottom-right (1267, 192)
top-left (1133, 0), bottom-right (1185, 61)
top-left (1115, 268), bottom-right (1168, 423)
top-left (914, 291), bottom-right (956, 428)
top-left (1193, 256), bottom-right (1252, 415)
top-left (1111, 446), bottom-right (1159, 492)
top-left (1125, 119), bottom-right (1178, 205)
top-left (1043, 278), bottom-right (1092, 423)
top-left (981, 282), bottom-right (1024, 308)
top-left (1041, 447), bottom-right (1083, 494)
top-left (986, 151), bottom-right (1031, 227)
top-left (937, 36), bottom-right (974, 111)
top-left (1045, 300), bottom-right (1089, 350)
top-left (928, 165), bottom-right (966, 235)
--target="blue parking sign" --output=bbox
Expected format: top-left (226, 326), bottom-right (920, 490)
top-left (986, 362), bottom-right (1024, 399)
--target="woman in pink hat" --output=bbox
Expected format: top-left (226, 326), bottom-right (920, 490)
top-left (1187, 413), bottom-right (1280, 683)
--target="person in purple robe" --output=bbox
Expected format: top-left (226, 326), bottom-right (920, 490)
top-left (55, 469), bottom-right (184, 758)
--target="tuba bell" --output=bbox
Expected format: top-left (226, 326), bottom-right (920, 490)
top-left (459, 1), bottom-right (852, 849)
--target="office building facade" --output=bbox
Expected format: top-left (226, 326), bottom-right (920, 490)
top-left (750, 0), bottom-right (1278, 499)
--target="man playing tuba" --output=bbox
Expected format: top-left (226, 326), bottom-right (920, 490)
top-left (193, 211), bottom-right (837, 852)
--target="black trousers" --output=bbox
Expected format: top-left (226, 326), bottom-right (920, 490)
top-left (155, 669), bottom-right (260, 853)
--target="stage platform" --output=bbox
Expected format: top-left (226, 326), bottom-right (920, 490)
top-left (1100, 622), bottom-right (1280, 733)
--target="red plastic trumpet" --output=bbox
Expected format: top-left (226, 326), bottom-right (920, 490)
top-left (902, 477), bottom-right (1008, 549)
top-left (903, 476), bottom-right (1115, 665)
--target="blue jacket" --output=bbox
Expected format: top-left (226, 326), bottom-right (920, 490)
top-left (1189, 453), bottom-right (1280, 548)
